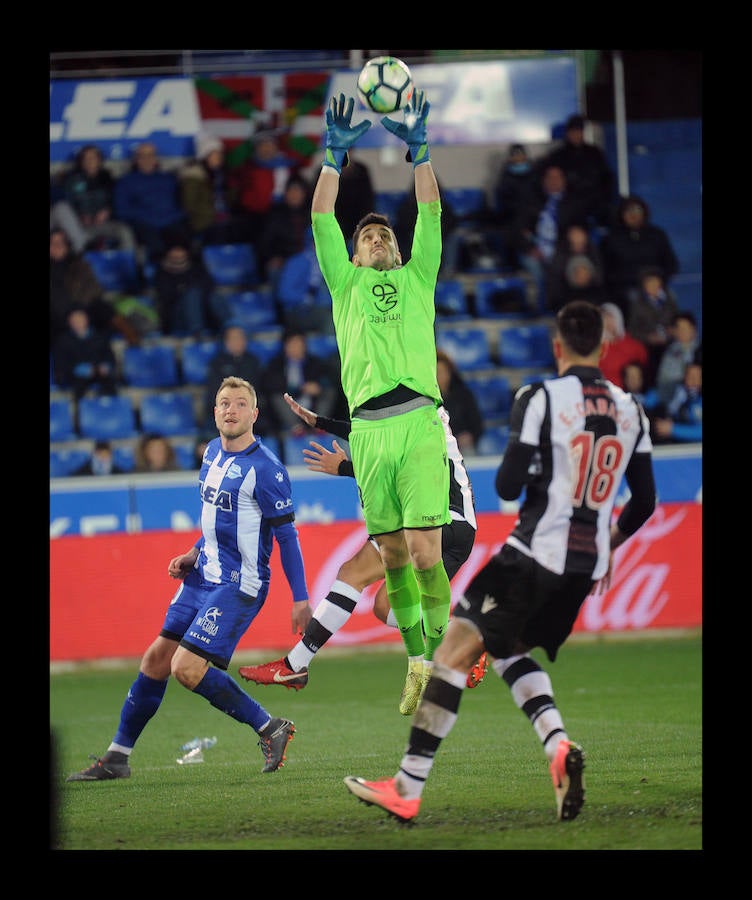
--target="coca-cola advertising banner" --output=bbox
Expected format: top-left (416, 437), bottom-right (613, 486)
top-left (50, 503), bottom-right (701, 662)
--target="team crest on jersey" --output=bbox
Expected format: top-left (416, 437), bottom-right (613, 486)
top-left (226, 463), bottom-right (243, 479)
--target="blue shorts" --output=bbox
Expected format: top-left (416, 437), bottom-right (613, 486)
top-left (160, 569), bottom-right (268, 670)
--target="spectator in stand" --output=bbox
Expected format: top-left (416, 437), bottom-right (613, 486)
top-left (113, 142), bottom-right (190, 264)
top-left (134, 433), bottom-right (180, 473)
top-left (600, 194), bottom-right (679, 319)
top-left (50, 227), bottom-right (140, 346)
top-left (510, 164), bottom-right (589, 311)
top-left (51, 145), bottom-right (137, 253)
top-left (179, 132), bottom-right (251, 247)
top-left (599, 302), bottom-right (649, 389)
top-left (492, 143), bottom-right (538, 270)
top-left (626, 265), bottom-right (680, 386)
top-left (652, 361), bottom-right (702, 444)
top-left (334, 151), bottom-right (376, 252)
top-left (621, 361), bottom-right (660, 420)
top-left (72, 439), bottom-right (127, 476)
top-left (547, 254), bottom-right (609, 314)
top-left (544, 223), bottom-right (605, 314)
top-left (436, 349), bottom-right (484, 456)
top-left (231, 131), bottom-right (300, 245)
top-left (653, 311), bottom-right (701, 407)
top-left (52, 306), bottom-right (119, 403)
top-left (394, 178), bottom-right (460, 276)
top-left (537, 114), bottom-right (615, 229)
top-left (275, 246), bottom-right (334, 335)
top-left (152, 237), bottom-right (228, 338)
top-left (256, 173), bottom-right (313, 289)
top-left (260, 329), bottom-right (338, 440)
top-left (203, 323), bottom-right (265, 432)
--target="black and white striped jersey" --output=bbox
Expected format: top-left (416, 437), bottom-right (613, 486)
top-left (496, 366), bottom-right (655, 580)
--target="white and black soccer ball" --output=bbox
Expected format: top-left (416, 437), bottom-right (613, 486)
top-left (357, 56), bottom-right (414, 114)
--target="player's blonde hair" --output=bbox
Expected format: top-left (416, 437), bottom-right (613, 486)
top-left (216, 376), bottom-right (257, 407)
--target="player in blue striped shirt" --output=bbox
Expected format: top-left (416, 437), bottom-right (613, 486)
top-left (66, 376), bottom-right (312, 781)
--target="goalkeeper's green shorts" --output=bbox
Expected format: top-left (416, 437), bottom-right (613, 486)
top-left (350, 403), bottom-right (449, 537)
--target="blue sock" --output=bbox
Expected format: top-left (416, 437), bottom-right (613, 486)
top-left (113, 672), bottom-right (168, 749)
top-left (192, 666), bottom-right (271, 733)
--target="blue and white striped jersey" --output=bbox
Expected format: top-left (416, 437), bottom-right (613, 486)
top-left (195, 436), bottom-right (301, 598)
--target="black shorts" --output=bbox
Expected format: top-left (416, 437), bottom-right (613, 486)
top-left (452, 544), bottom-right (594, 662)
top-left (442, 518), bottom-right (476, 581)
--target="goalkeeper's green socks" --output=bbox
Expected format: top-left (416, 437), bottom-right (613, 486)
top-left (415, 560), bottom-right (451, 662)
top-left (384, 563), bottom-right (425, 656)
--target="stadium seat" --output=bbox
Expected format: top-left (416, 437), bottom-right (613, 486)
top-left (434, 279), bottom-right (470, 319)
top-left (181, 340), bottom-right (219, 386)
top-left (122, 344), bottom-right (179, 388)
top-left (375, 191), bottom-right (406, 222)
top-left (50, 398), bottom-right (76, 441)
top-left (78, 395), bottom-right (137, 440)
top-left (225, 291), bottom-right (279, 330)
top-left (436, 327), bottom-right (492, 371)
top-left (465, 373), bottom-right (512, 421)
top-left (476, 425), bottom-right (510, 456)
top-left (498, 325), bottom-right (554, 368)
top-left (202, 243), bottom-right (258, 287)
top-left (139, 392), bottom-right (197, 437)
top-left (305, 332), bottom-right (339, 362)
top-left (50, 447), bottom-right (90, 478)
top-left (174, 442), bottom-right (197, 470)
top-left (247, 332), bottom-right (282, 366)
top-left (474, 277), bottom-right (528, 318)
top-left (112, 444), bottom-right (136, 472)
top-left (282, 431), bottom-right (318, 467)
top-left (519, 370), bottom-right (555, 387)
top-left (83, 249), bottom-right (140, 293)
top-left (443, 187), bottom-right (486, 219)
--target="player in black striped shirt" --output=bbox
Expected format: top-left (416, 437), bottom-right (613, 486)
top-left (345, 300), bottom-right (657, 823)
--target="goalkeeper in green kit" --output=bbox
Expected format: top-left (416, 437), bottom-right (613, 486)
top-left (310, 91), bottom-right (450, 715)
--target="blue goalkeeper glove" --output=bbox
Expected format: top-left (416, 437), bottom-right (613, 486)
top-left (381, 90), bottom-right (431, 167)
top-left (323, 93), bottom-right (372, 174)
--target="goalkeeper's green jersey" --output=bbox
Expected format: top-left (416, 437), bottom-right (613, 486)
top-left (312, 200), bottom-right (443, 416)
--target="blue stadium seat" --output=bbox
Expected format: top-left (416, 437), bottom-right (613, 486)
top-left (519, 370), bottom-right (555, 387)
top-left (476, 425), bottom-right (510, 456)
top-left (282, 431), bottom-right (317, 467)
top-left (83, 249), bottom-right (140, 293)
top-left (181, 340), bottom-right (219, 386)
top-left (112, 444), bottom-right (136, 472)
top-left (225, 291), bottom-right (279, 330)
top-left (122, 344), bottom-right (179, 388)
top-left (306, 333), bottom-right (339, 362)
top-left (174, 443), bottom-right (197, 470)
top-left (465, 373), bottom-right (512, 421)
top-left (443, 187), bottom-right (486, 219)
top-left (474, 277), bottom-right (528, 318)
top-left (139, 392), bottom-right (197, 437)
top-left (498, 325), bottom-right (554, 368)
top-left (78, 395), bottom-right (137, 440)
top-left (436, 327), bottom-right (492, 371)
top-left (434, 279), bottom-right (470, 319)
top-left (375, 191), bottom-right (406, 222)
top-left (247, 332), bottom-right (282, 366)
top-left (202, 243), bottom-right (258, 287)
top-left (50, 448), bottom-right (90, 477)
top-left (51, 398), bottom-right (76, 441)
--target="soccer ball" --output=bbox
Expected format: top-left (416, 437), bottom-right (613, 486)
top-left (357, 56), bottom-right (414, 114)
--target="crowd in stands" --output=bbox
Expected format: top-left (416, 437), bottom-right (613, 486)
top-left (51, 116), bottom-right (701, 476)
